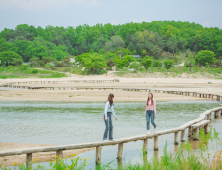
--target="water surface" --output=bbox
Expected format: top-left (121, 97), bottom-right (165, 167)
top-left (0, 100), bottom-right (221, 169)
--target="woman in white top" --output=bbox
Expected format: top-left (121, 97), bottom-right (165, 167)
top-left (103, 93), bottom-right (117, 141)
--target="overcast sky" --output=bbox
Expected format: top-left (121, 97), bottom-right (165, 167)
top-left (0, 0), bottom-right (222, 31)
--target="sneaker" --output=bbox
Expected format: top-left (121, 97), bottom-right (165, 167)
top-left (103, 140), bottom-right (107, 142)
top-left (109, 139), bottom-right (115, 141)
top-left (147, 131), bottom-right (150, 135)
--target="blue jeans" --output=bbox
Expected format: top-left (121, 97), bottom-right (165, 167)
top-left (103, 112), bottom-right (113, 140)
top-left (146, 110), bottom-right (157, 130)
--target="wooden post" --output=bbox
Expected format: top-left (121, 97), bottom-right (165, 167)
top-left (193, 128), bottom-right (199, 140)
top-left (214, 111), bottom-right (218, 118)
top-left (143, 138), bottom-right (148, 154)
top-left (188, 126), bottom-right (192, 137)
top-left (26, 153), bottom-right (32, 169)
top-left (204, 124), bottom-right (209, 134)
top-left (154, 136), bottom-right (158, 151)
top-left (216, 111), bottom-right (219, 118)
top-left (56, 150), bottom-right (63, 163)
top-left (181, 130), bottom-right (185, 142)
top-left (207, 114), bottom-right (210, 120)
top-left (96, 145), bottom-right (102, 165)
top-left (117, 143), bottom-right (123, 160)
top-left (174, 131), bottom-right (179, 145)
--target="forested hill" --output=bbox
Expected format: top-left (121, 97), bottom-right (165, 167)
top-left (0, 21), bottom-right (222, 62)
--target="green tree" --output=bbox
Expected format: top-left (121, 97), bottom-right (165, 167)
top-left (124, 48), bottom-right (132, 55)
top-left (135, 43), bottom-right (142, 55)
top-left (104, 35), bottom-right (125, 52)
top-left (153, 60), bottom-right (162, 67)
top-left (0, 38), bottom-right (11, 52)
top-left (104, 52), bottom-right (117, 60)
top-left (81, 53), bottom-right (107, 73)
top-left (128, 42), bottom-right (134, 53)
top-left (11, 58), bottom-right (23, 67)
top-left (62, 56), bottom-right (71, 66)
top-left (130, 61), bottom-right (140, 70)
top-left (114, 57), bottom-right (127, 71)
top-left (75, 53), bottom-right (91, 66)
top-left (123, 55), bottom-right (136, 66)
top-left (106, 58), bottom-right (115, 67)
top-left (140, 49), bottom-right (147, 58)
top-left (185, 53), bottom-right (195, 72)
top-left (163, 59), bottom-right (174, 70)
top-left (0, 51), bottom-right (23, 67)
top-left (51, 49), bottom-right (66, 61)
top-left (29, 58), bottom-right (39, 67)
top-left (195, 50), bottom-right (216, 67)
top-left (141, 56), bottom-right (153, 71)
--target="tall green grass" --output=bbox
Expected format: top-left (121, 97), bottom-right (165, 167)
top-left (0, 66), bottom-right (67, 79)
top-left (51, 67), bottom-right (107, 75)
top-left (115, 67), bottom-right (222, 79)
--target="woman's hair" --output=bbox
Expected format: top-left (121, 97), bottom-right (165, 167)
top-left (146, 92), bottom-right (153, 106)
top-left (106, 93), bottom-right (114, 107)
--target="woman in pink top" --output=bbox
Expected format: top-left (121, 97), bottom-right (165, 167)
top-left (145, 92), bottom-right (157, 135)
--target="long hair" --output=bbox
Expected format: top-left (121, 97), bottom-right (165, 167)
top-left (146, 92), bottom-right (153, 106)
top-left (106, 93), bottom-right (114, 107)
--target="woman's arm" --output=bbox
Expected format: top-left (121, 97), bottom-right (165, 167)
top-left (154, 99), bottom-right (156, 115)
top-left (104, 101), bottom-right (108, 117)
top-left (112, 105), bottom-right (116, 117)
top-left (145, 101), bottom-right (147, 117)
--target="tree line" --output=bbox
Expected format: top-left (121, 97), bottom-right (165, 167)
top-left (0, 21), bottom-right (221, 69)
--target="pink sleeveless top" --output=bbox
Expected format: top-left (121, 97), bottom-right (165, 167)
top-left (146, 99), bottom-right (156, 114)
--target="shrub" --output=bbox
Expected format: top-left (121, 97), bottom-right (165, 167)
top-left (31, 69), bottom-right (39, 74)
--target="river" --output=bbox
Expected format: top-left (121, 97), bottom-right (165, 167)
top-left (0, 100), bottom-right (221, 169)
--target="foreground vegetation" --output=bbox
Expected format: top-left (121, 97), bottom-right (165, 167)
top-left (0, 66), bottom-right (67, 79)
top-left (1, 128), bottom-right (221, 170)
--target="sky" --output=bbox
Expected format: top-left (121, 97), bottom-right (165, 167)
top-left (0, 0), bottom-right (222, 31)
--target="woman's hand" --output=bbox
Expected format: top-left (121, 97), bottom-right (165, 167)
top-left (105, 116), bottom-right (107, 121)
top-left (115, 117), bottom-right (117, 121)
top-left (154, 113), bottom-right (156, 118)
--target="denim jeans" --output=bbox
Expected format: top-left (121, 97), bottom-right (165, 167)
top-left (146, 110), bottom-right (157, 130)
top-left (103, 112), bottom-right (113, 140)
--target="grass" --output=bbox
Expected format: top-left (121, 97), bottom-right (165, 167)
top-left (2, 128), bottom-right (221, 170)
top-left (51, 67), bottom-right (107, 75)
top-left (115, 67), bottom-right (222, 79)
top-left (0, 66), bottom-right (67, 79)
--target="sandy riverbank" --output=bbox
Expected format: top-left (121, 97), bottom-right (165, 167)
top-left (0, 73), bottom-right (221, 102)
top-left (0, 143), bottom-right (95, 166)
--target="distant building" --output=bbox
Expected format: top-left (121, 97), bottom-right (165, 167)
top-left (130, 55), bottom-right (140, 59)
top-left (23, 62), bottom-right (30, 65)
top-left (70, 58), bottom-right (75, 63)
